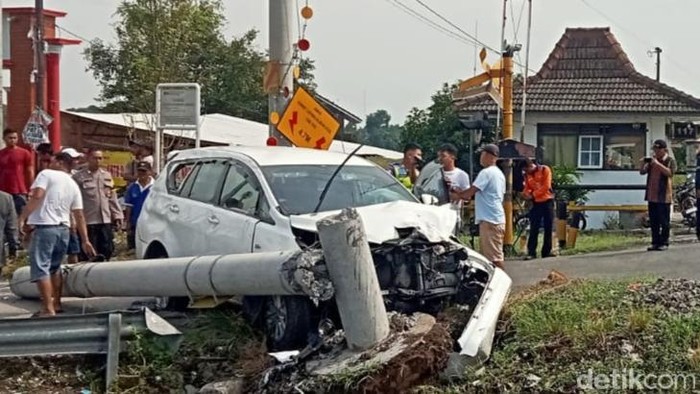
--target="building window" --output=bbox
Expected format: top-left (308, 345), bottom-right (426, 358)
top-left (578, 136), bottom-right (603, 169)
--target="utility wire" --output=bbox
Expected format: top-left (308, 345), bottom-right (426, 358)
top-left (410, 0), bottom-right (537, 74)
top-left (382, 0), bottom-right (479, 47)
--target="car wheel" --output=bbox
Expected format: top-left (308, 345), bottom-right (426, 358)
top-left (263, 295), bottom-right (314, 351)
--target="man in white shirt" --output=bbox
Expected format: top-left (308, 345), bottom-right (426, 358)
top-left (438, 143), bottom-right (470, 193)
top-left (452, 144), bottom-right (506, 268)
top-left (17, 152), bottom-right (96, 316)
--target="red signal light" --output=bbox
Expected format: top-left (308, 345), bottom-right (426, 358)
top-left (266, 136), bottom-right (278, 146)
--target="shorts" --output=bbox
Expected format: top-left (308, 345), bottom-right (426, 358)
top-left (479, 221), bottom-right (505, 263)
top-left (29, 225), bottom-right (70, 282)
top-left (67, 232), bottom-right (81, 255)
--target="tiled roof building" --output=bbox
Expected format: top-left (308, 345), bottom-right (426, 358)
top-left (455, 27), bottom-right (700, 114)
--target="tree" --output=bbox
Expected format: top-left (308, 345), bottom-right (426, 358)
top-left (84, 0), bottom-right (299, 123)
top-left (353, 110), bottom-right (402, 151)
top-left (401, 82), bottom-right (498, 172)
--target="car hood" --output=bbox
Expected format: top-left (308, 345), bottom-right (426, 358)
top-left (289, 201), bottom-right (458, 244)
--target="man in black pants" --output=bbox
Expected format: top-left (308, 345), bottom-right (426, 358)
top-left (695, 145), bottom-right (700, 241)
top-left (640, 139), bottom-right (677, 251)
top-left (522, 158), bottom-right (555, 259)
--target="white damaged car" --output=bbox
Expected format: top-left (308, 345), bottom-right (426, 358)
top-left (136, 146), bottom-right (511, 359)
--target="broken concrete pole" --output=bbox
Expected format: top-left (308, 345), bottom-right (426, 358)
top-left (10, 250), bottom-right (333, 303)
top-left (316, 208), bottom-right (390, 350)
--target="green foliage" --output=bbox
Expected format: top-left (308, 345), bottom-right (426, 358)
top-left (354, 109), bottom-right (403, 151)
top-left (84, 0), bottom-right (317, 123)
top-left (401, 83), bottom-right (497, 171)
top-left (551, 165), bottom-right (591, 203)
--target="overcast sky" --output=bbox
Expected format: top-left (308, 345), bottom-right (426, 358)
top-left (5, 0), bottom-right (700, 123)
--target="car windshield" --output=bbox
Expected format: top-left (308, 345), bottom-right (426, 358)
top-left (260, 164), bottom-right (418, 215)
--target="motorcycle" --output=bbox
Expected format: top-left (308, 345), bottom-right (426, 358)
top-left (675, 173), bottom-right (696, 213)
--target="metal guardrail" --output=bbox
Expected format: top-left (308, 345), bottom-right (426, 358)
top-left (0, 307), bottom-right (182, 390)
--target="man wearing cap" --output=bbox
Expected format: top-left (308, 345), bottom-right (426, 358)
top-left (452, 144), bottom-right (506, 268)
top-left (60, 147), bottom-right (85, 264)
top-left (640, 139), bottom-right (677, 251)
top-left (123, 161), bottom-right (154, 250)
top-left (73, 149), bottom-right (124, 261)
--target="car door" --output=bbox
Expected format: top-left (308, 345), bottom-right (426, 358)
top-left (174, 159), bottom-right (229, 257)
top-left (139, 159), bottom-right (200, 258)
top-left (206, 160), bottom-right (264, 255)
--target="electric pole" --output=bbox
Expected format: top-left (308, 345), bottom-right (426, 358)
top-left (268, 0), bottom-right (294, 146)
top-left (35, 0), bottom-right (45, 110)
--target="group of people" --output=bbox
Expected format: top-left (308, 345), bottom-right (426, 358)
top-left (0, 128), bottom-right (155, 316)
top-left (390, 137), bottom-right (698, 269)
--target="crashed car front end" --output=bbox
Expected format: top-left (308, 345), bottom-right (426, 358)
top-left (290, 201), bottom-right (512, 360)
top-left (368, 227), bottom-right (512, 359)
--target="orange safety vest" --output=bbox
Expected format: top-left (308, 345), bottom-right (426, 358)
top-left (523, 165), bottom-right (554, 203)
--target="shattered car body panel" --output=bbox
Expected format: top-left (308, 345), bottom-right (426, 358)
top-left (289, 201), bottom-right (459, 244)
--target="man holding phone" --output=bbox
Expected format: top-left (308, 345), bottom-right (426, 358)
top-left (640, 139), bottom-right (677, 251)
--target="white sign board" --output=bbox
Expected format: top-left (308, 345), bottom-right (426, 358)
top-left (155, 83), bottom-right (202, 174)
top-left (157, 83), bottom-right (200, 129)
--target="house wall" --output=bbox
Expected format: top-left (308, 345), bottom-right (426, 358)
top-left (514, 112), bottom-right (697, 229)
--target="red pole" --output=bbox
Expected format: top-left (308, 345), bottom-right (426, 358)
top-left (46, 49), bottom-right (61, 152)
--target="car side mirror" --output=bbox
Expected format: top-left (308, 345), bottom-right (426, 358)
top-left (421, 194), bottom-right (439, 205)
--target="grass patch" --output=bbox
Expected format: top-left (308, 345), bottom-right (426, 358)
top-left (460, 231), bottom-right (647, 258)
top-left (422, 278), bottom-right (700, 392)
top-left (560, 231), bottom-right (647, 256)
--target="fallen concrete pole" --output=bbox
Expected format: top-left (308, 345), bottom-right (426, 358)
top-left (10, 250), bottom-right (332, 302)
top-left (317, 208), bottom-right (390, 350)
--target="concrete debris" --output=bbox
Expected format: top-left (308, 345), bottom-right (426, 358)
top-left (256, 313), bottom-right (453, 394)
top-left (281, 250), bottom-right (334, 305)
top-left (198, 378), bottom-right (244, 394)
top-left (628, 278), bottom-right (700, 314)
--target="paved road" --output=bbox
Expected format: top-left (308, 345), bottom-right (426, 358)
top-left (504, 240), bottom-right (700, 291)
top-left (0, 282), bottom-right (154, 318)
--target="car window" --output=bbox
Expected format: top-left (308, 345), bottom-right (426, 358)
top-left (187, 160), bottom-right (228, 204)
top-left (260, 164), bottom-right (418, 215)
top-left (167, 161), bottom-right (197, 195)
top-left (219, 162), bottom-right (264, 217)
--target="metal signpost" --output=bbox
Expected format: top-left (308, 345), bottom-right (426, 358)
top-left (155, 83), bottom-right (201, 173)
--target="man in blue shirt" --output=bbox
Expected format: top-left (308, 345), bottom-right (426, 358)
top-left (123, 161), bottom-right (154, 250)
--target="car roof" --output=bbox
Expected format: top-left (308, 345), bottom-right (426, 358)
top-left (168, 145), bottom-right (378, 167)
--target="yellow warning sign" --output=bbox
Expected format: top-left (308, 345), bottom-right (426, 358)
top-left (277, 87), bottom-right (341, 150)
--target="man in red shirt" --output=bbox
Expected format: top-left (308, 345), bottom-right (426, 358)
top-left (0, 128), bottom-right (35, 256)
